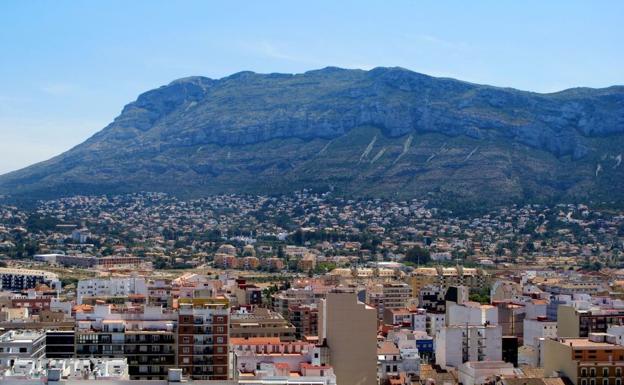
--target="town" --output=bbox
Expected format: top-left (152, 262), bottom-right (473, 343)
top-left (0, 192), bottom-right (623, 384)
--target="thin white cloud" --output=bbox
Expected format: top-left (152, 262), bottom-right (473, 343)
top-left (41, 82), bottom-right (79, 96)
top-left (403, 33), bottom-right (473, 53)
top-left (237, 40), bottom-right (381, 72)
top-left (238, 39), bottom-right (325, 66)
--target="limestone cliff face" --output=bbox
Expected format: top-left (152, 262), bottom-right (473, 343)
top-left (1, 67), bottom-right (624, 204)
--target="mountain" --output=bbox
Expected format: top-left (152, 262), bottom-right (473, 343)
top-left (1, 67), bottom-right (624, 206)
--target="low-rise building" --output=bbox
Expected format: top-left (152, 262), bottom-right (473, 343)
top-left (543, 334), bottom-right (624, 385)
top-left (230, 308), bottom-right (296, 342)
top-left (0, 330), bottom-right (46, 368)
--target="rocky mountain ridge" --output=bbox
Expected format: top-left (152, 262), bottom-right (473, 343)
top-left (1, 67), bottom-right (623, 205)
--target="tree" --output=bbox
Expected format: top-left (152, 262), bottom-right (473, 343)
top-left (405, 246), bottom-right (431, 265)
top-left (469, 287), bottom-right (491, 305)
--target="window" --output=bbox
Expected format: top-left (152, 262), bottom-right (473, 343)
top-left (616, 368), bottom-right (622, 377)
top-left (182, 347), bottom-right (190, 354)
top-left (603, 380), bottom-right (608, 385)
top-left (590, 368), bottom-right (596, 377)
top-left (581, 380), bottom-right (587, 385)
top-left (19, 348), bottom-right (27, 353)
top-left (581, 368), bottom-right (588, 377)
top-left (603, 368), bottom-right (609, 377)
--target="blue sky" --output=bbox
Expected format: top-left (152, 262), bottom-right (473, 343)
top-left (1, 0), bottom-right (622, 174)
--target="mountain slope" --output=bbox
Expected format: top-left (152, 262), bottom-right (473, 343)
top-left (1, 67), bottom-right (624, 205)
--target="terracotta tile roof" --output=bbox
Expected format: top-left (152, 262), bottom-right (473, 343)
top-left (230, 337), bottom-right (281, 345)
top-left (378, 341), bottom-right (400, 355)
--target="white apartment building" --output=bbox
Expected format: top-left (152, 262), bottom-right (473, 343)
top-left (606, 325), bottom-right (624, 345)
top-left (435, 324), bottom-right (503, 370)
top-left (458, 361), bottom-right (515, 385)
top-left (232, 338), bottom-right (336, 385)
top-left (446, 301), bottom-right (498, 326)
top-left (426, 312), bottom-right (446, 336)
top-left (411, 309), bottom-right (427, 332)
top-left (0, 330), bottom-right (46, 368)
top-left (76, 277), bottom-right (148, 304)
top-left (435, 299), bottom-right (502, 370)
top-left (2, 357), bottom-right (128, 381)
top-left (523, 318), bottom-right (557, 348)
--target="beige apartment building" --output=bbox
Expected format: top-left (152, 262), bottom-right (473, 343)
top-left (543, 334), bottom-right (624, 385)
top-left (366, 282), bottom-right (412, 321)
top-left (319, 291), bottom-right (377, 385)
top-left (409, 266), bottom-right (491, 295)
top-left (229, 307), bottom-right (296, 342)
top-left (557, 305), bottom-right (624, 338)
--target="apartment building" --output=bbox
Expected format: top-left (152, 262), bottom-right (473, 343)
top-left (147, 280), bottom-right (172, 307)
top-left (45, 330), bottom-right (75, 359)
top-left (409, 266), bottom-right (490, 295)
top-left (366, 282), bottom-right (412, 321)
top-left (177, 298), bottom-right (229, 380)
top-left (543, 333), bottom-right (624, 385)
top-left (418, 285), bottom-right (446, 312)
top-left (523, 317), bottom-right (557, 348)
top-left (289, 303), bottom-right (318, 338)
top-left (426, 311), bottom-right (446, 336)
top-left (97, 255), bottom-right (143, 269)
top-left (231, 337), bottom-right (335, 384)
top-left (55, 254), bottom-right (98, 268)
top-left (558, 305), bottom-right (624, 338)
top-left (233, 280), bottom-right (262, 306)
top-left (0, 268), bottom-right (60, 291)
top-left (319, 291), bottom-right (377, 385)
top-left (74, 304), bottom-right (177, 380)
top-left (435, 299), bottom-right (502, 369)
top-left (11, 292), bottom-right (52, 315)
top-left (230, 307), bottom-right (296, 342)
top-left (0, 330), bottom-right (46, 368)
top-left (495, 302), bottom-right (525, 340)
top-left (377, 341), bottom-right (403, 381)
top-left (435, 324), bottom-right (503, 370)
top-left (1, 357), bottom-right (130, 383)
top-left (446, 301), bottom-right (498, 326)
top-left (272, 288), bottom-right (315, 319)
top-left (76, 277), bottom-right (148, 304)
